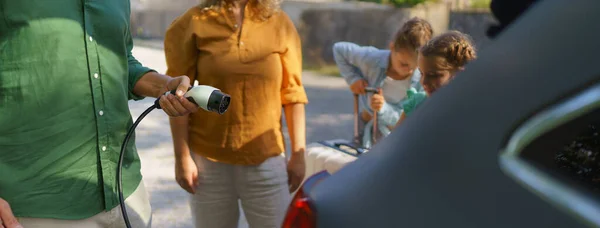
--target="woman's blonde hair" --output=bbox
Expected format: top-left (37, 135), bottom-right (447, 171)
top-left (199, 0), bottom-right (281, 21)
top-left (420, 30), bottom-right (477, 71)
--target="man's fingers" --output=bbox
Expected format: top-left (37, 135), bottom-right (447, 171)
top-left (167, 95), bottom-right (188, 115)
top-left (180, 97), bottom-right (199, 112)
top-left (0, 199), bottom-right (22, 228)
top-left (159, 96), bottom-right (177, 116)
top-left (175, 77), bottom-right (191, 97)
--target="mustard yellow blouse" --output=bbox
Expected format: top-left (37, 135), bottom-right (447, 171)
top-left (164, 6), bottom-right (308, 165)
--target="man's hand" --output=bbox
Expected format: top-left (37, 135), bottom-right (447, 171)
top-left (287, 153), bottom-right (306, 193)
top-left (175, 154), bottom-right (199, 194)
top-left (350, 79), bottom-right (368, 95)
top-left (370, 88), bottom-right (384, 112)
top-left (0, 198), bottom-right (22, 228)
top-left (158, 76), bottom-right (198, 117)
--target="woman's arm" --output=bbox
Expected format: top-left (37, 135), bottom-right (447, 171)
top-left (169, 115), bottom-right (198, 194)
top-left (283, 103), bottom-right (306, 193)
top-left (284, 104), bottom-right (306, 158)
top-left (164, 9), bottom-right (199, 151)
top-left (163, 9), bottom-right (201, 194)
top-left (280, 13), bottom-right (309, 192)
top-left (169, 116), bottom-right (191, 160)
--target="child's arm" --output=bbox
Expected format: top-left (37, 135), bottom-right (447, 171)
top-left (370, 89), bottom-right (402, 128)
top-left (380, 87), bottom-right (422, 128)
top-left (411, 68), bottom-right (425, 92)
top-left (332, 42), bottom-right (379, 86)
top-left (395, 112), bottom-right (406, 129)
top-left (376, 101), bottom-right (403, 127)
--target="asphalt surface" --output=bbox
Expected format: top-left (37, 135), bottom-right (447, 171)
top-left (129, 46), bottom-right (355, 227)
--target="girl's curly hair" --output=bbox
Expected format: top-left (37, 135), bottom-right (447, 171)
top-left (420, 30), bottom-right (477, 71)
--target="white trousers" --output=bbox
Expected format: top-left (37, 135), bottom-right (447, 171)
top-left (190, 153), bottom-right (291, 228)
top-left (17, 181), bottom-right (152, 228)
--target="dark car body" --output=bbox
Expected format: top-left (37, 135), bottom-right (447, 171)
top-left (284, 0), bottom-right (600, 227)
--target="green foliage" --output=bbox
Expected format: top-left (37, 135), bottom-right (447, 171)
top-left (469, 0), bottom-right (491, 9)
top-left (390, 0), bottom-right (430, 7)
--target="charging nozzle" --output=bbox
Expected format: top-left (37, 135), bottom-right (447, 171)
top-left (155, 85), bottom-right (231, 115)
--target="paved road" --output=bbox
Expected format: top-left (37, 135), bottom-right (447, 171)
top-left (129, 46), bottom-right (354, 227)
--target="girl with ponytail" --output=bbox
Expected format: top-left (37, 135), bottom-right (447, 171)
top-left (395, 30), bottom-right (477, 127)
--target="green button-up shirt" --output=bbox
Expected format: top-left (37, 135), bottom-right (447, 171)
top-left (0, 0), bottom-right (153, 219)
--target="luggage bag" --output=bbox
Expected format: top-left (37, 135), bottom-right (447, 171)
top-left (304, 89), bottom-right (379, 179)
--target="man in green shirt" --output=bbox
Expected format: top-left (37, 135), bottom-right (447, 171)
top-left (0, 1), bottom-right (198, 227)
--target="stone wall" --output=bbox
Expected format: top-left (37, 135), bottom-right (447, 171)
top-left (129, 1), bottom-right (495, 66)
top-left (292, 1), bottom-right (450, 67)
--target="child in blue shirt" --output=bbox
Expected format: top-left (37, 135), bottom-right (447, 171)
top-left (333, 17), bottom-right (433, 148)
top-left (396, 30), bottom-right (478, 127)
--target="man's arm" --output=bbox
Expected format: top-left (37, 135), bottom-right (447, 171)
top-left (130, 72), bottom-right (197, 116)
top-left (124, 16), bottom-right (196, 115)
top-left (132, 71), bottom-right (177, 98)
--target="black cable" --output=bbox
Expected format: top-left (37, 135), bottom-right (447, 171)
top-left (117, 104), bottom-right (157, 228)
top-left (115, 87), bottom-right (229, 227)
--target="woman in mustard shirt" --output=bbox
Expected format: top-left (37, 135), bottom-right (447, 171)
top-left (164, 0), bottom-right (308, 227)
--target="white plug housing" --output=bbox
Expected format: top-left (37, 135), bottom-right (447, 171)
top-left (185, 85), bottom-right (220, 112)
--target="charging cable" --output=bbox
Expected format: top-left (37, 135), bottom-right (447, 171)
top-left (117, 86), bottom-right (231, 228)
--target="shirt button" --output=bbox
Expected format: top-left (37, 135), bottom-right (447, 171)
top-left (99, 110), bottom-right (104, 116)
top-left (234, 24), bottom-right (238, 28)
top-left (89, 36), bottom-right (93, 42)
top-left (94, 73), bottom-right (99, 79)
top-left (239, 41), bottom-right (244, 46)
top-left (102, 146), bottom-right (107, 151)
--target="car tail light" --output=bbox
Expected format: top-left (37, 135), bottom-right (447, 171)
top-left (282, 171), bottom-right (330, 228)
